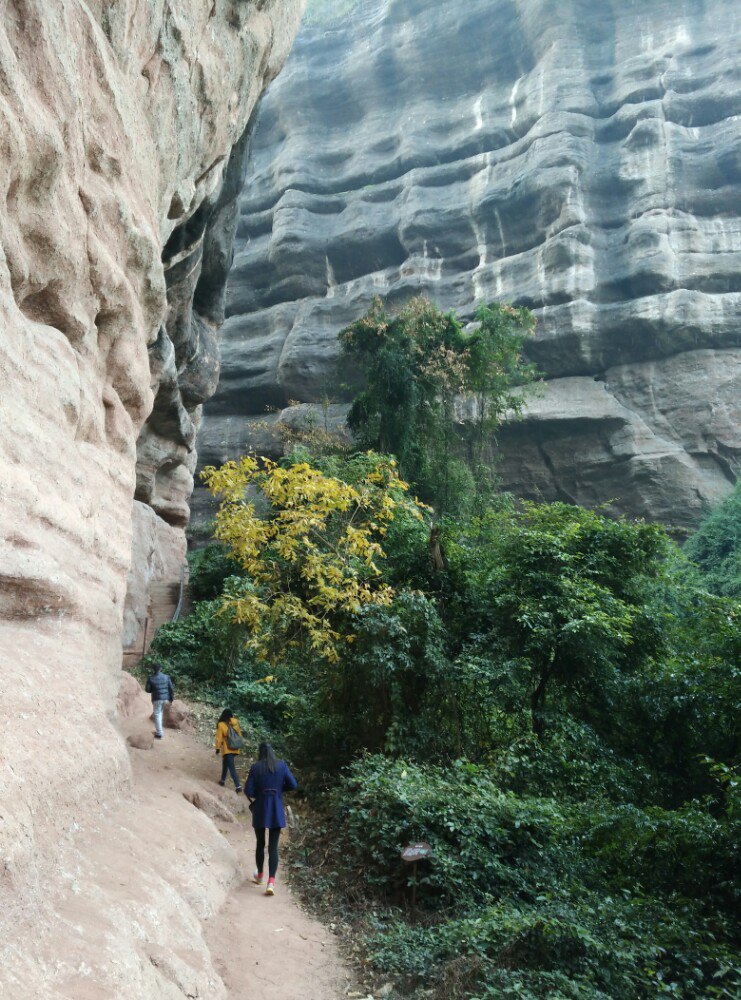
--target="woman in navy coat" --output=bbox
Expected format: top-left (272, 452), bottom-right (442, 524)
top-left (245, 742), bottom-right (298, 895)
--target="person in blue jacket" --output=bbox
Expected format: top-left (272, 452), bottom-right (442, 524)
top-left (245, 742), bottom-right (297, 896)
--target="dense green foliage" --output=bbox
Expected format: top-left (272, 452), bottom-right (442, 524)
top-left (162, 486), bottom-right (740, 997)
top-left (685, 483), bottom-right (741, 598)
top-left (289, 502), bottom-right (738, 998)
top-left (147, 579), bottom-right (289, 725)
top-left (339, 298), bottom-right (537, 514)
top-left (320, 754), bottom-right (738, 999)
top-left (187, 541), bottom-right (238, 601)
top-left (158, 298), bottom-right (739, 998)
top-left (442, 502), bottom-right (669, 738)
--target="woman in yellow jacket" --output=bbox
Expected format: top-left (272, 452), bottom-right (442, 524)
top-left (215, 707), bottom-right (244, 792)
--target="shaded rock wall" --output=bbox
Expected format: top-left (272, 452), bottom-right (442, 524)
top-left (0, 1), bottom-right (301, 993)
top-left (198, 0), bottom-right (740, 529)
top-left (123, 500), bottom-right (187, 657)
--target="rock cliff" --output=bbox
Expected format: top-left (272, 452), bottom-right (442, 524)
top-left (198, 0), bottom-right (740, 530)
top-left (0, 1), bottom-right (301, 994)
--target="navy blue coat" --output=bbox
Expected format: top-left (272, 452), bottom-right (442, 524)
top-left (245, 760), bottom-right (297, 829)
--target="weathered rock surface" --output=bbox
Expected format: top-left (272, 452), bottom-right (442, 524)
top-left (118, 670), bottom-right (155, 720)
top-left (123, 499), bottom-right (188, 657)
top-left (0, 1), bottom-right (301, 994)
top-left (163, 698), bottom-right (196, 731)
top-left (2, 674), bottom-right (237, 999)
top-left (198, 0), bottom-right (740, 528)
top-left (497, 348), bottom-right (740, 529)
top-left (127, 731), bottom-right (155, 751)
top-left (183, 787), bottom-right (237, 823)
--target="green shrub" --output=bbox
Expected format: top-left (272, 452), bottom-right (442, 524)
top-left (283, 591), bottom-right (451, 766)
top-left (332, 756), bottom-right (566, 904)
top-left (187, 542), bottom-right (239, 601)
top-left (325, 756), bottom-right (740, 999)
top-left (148, 579), bottom-right (293, 728)
top-left (441, 502), bottom-right (670, 740)
top-left (149, 596), bottom-right (241, 685)
top-left (487, 716), bottom-right (654, 804)
top-left (368, 894), bottom-right (740, 998)
top-left (685, 483), bottom-right (741, 598)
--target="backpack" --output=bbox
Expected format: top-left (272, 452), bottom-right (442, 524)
top-left (226, 723), bottom-right (244, 751)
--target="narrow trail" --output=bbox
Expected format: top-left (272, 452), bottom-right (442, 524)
top-left (122, 698), bottom-right (350, 1000)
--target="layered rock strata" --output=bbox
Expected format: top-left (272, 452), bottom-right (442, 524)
top-left (198, 0), bottom-right (740, 529)
top-left (0, 1), bottom-right (301, 993)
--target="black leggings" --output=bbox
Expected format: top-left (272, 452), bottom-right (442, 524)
top-left (220, 754), bottom-right (240, 788)
top-left (255, 828), bottom-right (281, 878)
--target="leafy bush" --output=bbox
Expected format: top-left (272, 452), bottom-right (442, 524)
top-left (685, 483), bottom-right (741, 598)
top-left (333, 756), bottom-right (566, 903)
top-left (187, 542), bottom-right (239, 601)
top-left (368, 893), bottom-right (740, 999)
top-left (147, 582), bottom-right (292, 728)
top-left (282, 591), bottom-right (451, 767)
top-left (443, 502), bottom-right (669, 736)
top-left (324, 756), bottom-right (740, 999)
top-left (149, 596), bottom-right (242, 685)
top-left (598, 580), bottom-right (741, 804)
top-left (486, 716), bottom-right (654, 804)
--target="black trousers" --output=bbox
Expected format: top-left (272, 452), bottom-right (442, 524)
top-left (220, 754), bottom-right (240, 788)
top-left (255, 827), bottom-right (281, 878)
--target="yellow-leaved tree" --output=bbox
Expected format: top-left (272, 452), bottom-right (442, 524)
top-left (200, 453), bottom-right (428, 663)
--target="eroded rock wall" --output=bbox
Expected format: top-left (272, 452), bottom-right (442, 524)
top-left (198, 0), bottom-right (740, 529)
top-left (0, 1), bottom-right (302, 992)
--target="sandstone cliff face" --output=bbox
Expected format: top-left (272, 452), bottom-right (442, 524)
top-left (198, 0), bottom-right (740, 529)
top-left (0, 1), bottom-right (301, 994)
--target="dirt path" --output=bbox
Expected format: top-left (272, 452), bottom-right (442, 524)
top-left (124, 699), bottom-right (351, 1000)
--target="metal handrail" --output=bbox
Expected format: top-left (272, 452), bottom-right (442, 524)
top-left (172, 563), bottom-right (187, 622)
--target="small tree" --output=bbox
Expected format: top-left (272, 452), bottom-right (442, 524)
top-left (464, 303), bottom-right (538, 470)
top-left (201, 453), bottom-right (428, 663)
top-left (339, 297), bottom-right (537, 514)
top-left (446, 502), bottom-right (669, 736)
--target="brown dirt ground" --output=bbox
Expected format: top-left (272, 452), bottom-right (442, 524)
top-left (125, 705), bottom-right (352, 999)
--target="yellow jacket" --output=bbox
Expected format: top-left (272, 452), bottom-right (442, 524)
top-left (215, 717), bottom-right (243, 756)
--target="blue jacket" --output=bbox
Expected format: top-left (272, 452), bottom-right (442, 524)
top-left (145, 672), bottom-right (174, 703)
top-left (245, 760), bottom-right (297, 829)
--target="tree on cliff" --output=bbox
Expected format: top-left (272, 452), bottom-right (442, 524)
top-left (338, 297), bottom-right (537, 514)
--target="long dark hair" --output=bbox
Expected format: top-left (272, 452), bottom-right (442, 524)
top-left (258, 741), bottom-right (277, 773)
top-left (218, 708), bottom-right (234, 724)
